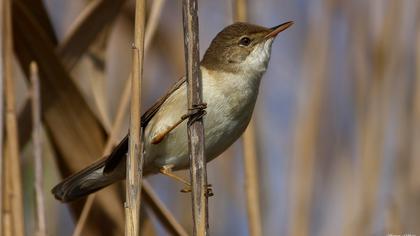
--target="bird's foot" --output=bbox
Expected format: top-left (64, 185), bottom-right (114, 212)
top-left (180, 184), bottom-right (214, 197)
top-left (181, 103), bottom-right (207, 125)
top-left (160, 165), bottom-right (214, 197)
top-left (206, 184), bottom-right (214, 197)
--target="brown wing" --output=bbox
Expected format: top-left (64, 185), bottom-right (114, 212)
top-left (141, 77), bottom-right (186, 127)
top-left (103, 77), bottom-right (186, 174)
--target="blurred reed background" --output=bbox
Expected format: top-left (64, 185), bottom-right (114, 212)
top-left (1, 0), bottom-right (419, 235)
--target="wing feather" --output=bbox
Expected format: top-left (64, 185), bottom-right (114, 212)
top-left (103, 77), bottom-right (186, 174)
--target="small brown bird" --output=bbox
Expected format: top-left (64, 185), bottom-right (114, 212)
top-left (52, 21), bottom-right (293, 202)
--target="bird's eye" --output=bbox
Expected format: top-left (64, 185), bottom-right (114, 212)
top-left (239, 37), bottom-right (251, 46)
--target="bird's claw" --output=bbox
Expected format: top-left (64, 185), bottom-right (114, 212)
top-left (181, 103), bottom-right (207, 125)
top-left (180, 186), bottom-right (191, 193)
top-left (180, 184), bottom-right (214, 197)
top-left (205, 185), bottom-right (214, 197)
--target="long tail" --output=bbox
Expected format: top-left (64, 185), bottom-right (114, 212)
top-left (52, 137), bottom-right (128, 202)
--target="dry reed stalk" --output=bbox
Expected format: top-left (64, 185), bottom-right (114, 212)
top-left (105, 0), bottom-right (165, 134)
top-left (234, 0), bottom-right (247, 23)
top-left (16, 0), bottom-right (125, 148)
top-left (385, 3), bottom-right (420, 233)
top-left (3, 0), bottom-right (25, 235)
top-left (87, 58), bottom-right (112, 133)
top-left (0, 0), bottom-right (4, 233)
top-left (100, 0), bottom-right (165, 159)
top-left (337, 154), bottom-right (357, 236)
top-left (72, 81), bottom-right (130, 235)
top-left (289, 2), bottom-right (332, 236)
top-left (85, 0), bottom-right (166, 134)
top-left (354, 2), bottom-right (402, 234)
top-left (144, 0), bottom-right (165, 49)
top-left (108, 0), bottom-right (165, 117)
top-left (182, 0), bottom-right (209, 235)
top-left (18, 0), bottom-right (160, 145)
top-left (411, 27), bottom-right (420, 196)
top-left (233, 0), bottom-right (263, 235)
top-left (15, 0), bottom-right (57, 44)
top-left (142, 182), bottom-right (189, 236)
top-left (57, 0), bottom-right (127, 70)
top-left (343, 3), bottom-right (369, 235)
top-left (97, 0), bottom-right (165, 146)
top-left (340, 3), bottom-right (407, 235)
top-left (384, 2), bottom-right (414, 233)
top-left (72, 83), bottom-right (133, 236)
top-left (126, 30), bottom-right (142, 236)
top-left (30, 62), bottom-right (47, 236)
top-left (241, 122), bottom-right (263, 236)
top-left (125, 0), bottom-right (146, 235)
top-left (355, 79), bottom-right (382, 236)
top-left (3, 144), bottom-right (13, 236)
top-left (67, 1), bottom-right (126, 133)
top-left (72, 194), bottom-right (95, 236)
top-left (408, 25), bottom-right (420, 234)
top-left (85, 28), bottom-right (113, 133)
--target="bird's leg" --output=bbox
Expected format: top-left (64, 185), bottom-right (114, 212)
top-left (159, 164), bottom-right (214, 196)
top-left (160, 165), bottom-right (191, 192)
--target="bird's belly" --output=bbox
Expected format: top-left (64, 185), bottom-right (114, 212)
top-left (148, 102), bottom-right (254, 172)
top-left (144, 70), bottom-right (259, 173)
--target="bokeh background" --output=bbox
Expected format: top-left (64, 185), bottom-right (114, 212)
top-left (1, 0), bottom-right (419, 235)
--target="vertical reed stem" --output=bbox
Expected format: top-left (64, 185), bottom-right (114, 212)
top-left (30, 62), bottom-right (47, 236)
top-left (3, 149), bottom-right (12, 236)
top-left (242, 122), bottom-right (263, 236)
top-left (3, 0), bottom-right (25, 235)
top-left (182, 0), bottom-right (209, 235)
top-left (125, 0), bottom-right (146, 235)
top-left (0, 0), bottom-right (5, 233)
top-left (289, 2), bottom-right (331, 235)
top-left (142, 182), bottom-right (189, 236)
top-left (233, 0), bottom-right (263, 235)
top-left (234, 0), bottom-right (247, 22)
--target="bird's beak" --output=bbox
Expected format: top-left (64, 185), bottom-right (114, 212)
top-left (264, 21), bottom-right (294, 39)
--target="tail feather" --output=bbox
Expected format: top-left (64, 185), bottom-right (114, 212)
top-left (52, 157), bottom-right (122, 202)
top-left (52, 135), bottom-right (157, 202)
top-left (52, 136), bottom-right (129, 202)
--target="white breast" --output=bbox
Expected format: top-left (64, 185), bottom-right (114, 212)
top-left (200, 67), bottom-right (261, 157)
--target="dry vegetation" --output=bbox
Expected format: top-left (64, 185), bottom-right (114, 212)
top-left (0, 0), bottom-right (419, 235)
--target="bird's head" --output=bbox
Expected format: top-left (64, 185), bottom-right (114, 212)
top-left (201, 21), bottom-right (293, 74)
